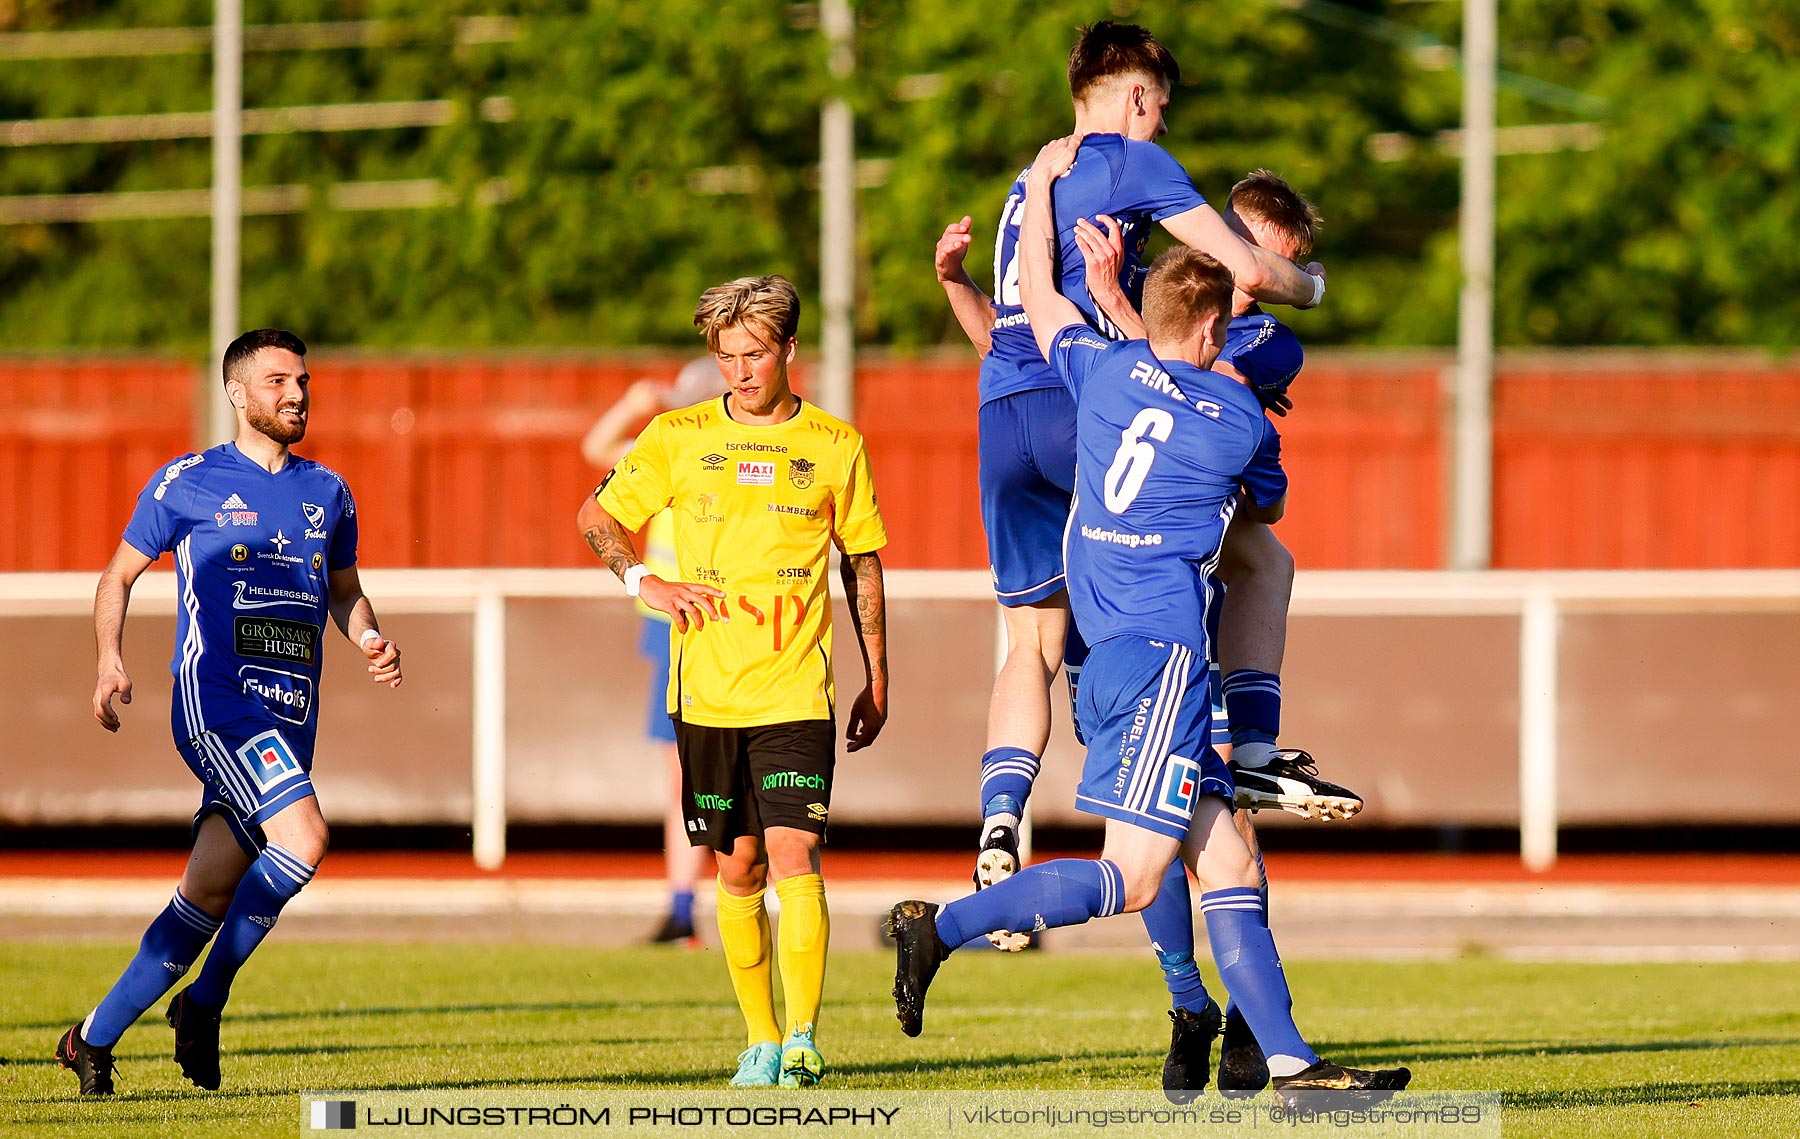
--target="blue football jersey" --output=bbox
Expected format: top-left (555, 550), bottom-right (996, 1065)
top-left (979, 134), bottom-right (1205, 406)
top-left (1048, 325), bottom-right (1286, 653)
top-left (122, 444), bottom-right (358, 754)
top-left (1221, 308), bottom-right (1304, 404)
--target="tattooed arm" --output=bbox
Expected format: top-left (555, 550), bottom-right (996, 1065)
top-left (839, 550), bottom-right (889, 751)
top-left (576, 493), bottom-right (723, 631)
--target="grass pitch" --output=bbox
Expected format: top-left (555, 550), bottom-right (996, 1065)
top-left (2, 941), bottom-right (1797, 1138)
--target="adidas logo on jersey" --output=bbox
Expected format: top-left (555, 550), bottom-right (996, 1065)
top-left (220, 493), bottom-right (250, 510)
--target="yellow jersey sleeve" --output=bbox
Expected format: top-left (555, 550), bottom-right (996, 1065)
top-left (595, 417), bottom-right (673, 530)
top-left (833, 439), bottom-right (887, 556)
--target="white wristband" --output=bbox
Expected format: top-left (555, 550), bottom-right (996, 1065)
top-left (623, 563), bottom-right (652, 598)
top-left (358, 627), bottom-right (382, 647)
top-left (1303, 272), bottom-right (1325, 309)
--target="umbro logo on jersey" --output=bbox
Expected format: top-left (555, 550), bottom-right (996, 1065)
top-left (215, 492), bottom-right (259, 527)
top-left (701, 453), bottom-right (727, 470)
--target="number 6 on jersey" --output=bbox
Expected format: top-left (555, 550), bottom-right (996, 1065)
top-left (1103, 407), bottom-right (1174, 512)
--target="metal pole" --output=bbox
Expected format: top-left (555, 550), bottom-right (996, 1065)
top-left (472, 589), bottom-right (508, 870)
top-left (1518, 593), bottom-right (1559, 870)
top-left (205, 0), bottom-right (242, 448)
top-left (818, 0), bottom-right (855, 422)
top-left (1451, 0), bottom-right (1496, 569)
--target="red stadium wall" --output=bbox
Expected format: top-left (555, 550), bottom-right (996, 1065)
top-left (3, 350), bottom-right (1797, 572)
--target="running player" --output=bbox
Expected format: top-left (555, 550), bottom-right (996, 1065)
top-left (577, 276), bottom-right (888, 1089)
top-left (58, 329), bottom-right (402, 1096)
top-left (889, 139), bottom-right (1411, 1100)
top-left (939, 21), bottom-right (1329, 904)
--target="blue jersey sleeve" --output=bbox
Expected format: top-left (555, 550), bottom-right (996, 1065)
top-left (1117, 140), bottom-right (1205, 222)
top-left (1241, 420), bottom-right (1288, 509)
top-left (1048, 323), bottom-right (1114, 399)
top-left (122, 455), bottom-right (202, 559)
top-left (1227, 317), bottom-right (1304, 403)
top-left (327, 480), bottom-right (358, 571)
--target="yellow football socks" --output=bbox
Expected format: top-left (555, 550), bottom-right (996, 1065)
top-left (773, 873), bottom-right (830, 1034)
top-left (714, 882), bottom-right (782, 1047)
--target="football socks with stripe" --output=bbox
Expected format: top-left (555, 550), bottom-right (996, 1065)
top-left (185, 844), bottom-right (314, 1008)
top-left (84, 891), bottom-right (222, 1047)
top-left (935, 858), bottom-right (1126, 949)
top-left (1202, 886), bottom-right (1318, 1078)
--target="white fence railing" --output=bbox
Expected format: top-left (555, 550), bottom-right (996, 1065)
top-left (6, 568), bottom-right (1799, 870)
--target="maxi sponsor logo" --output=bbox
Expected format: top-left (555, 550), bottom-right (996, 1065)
top-left (233, 616), bottom-right (320, 665)
top-left (737, 461), bottom-right (775, 486)
top-left (239, 665), bottom-right (315, 726)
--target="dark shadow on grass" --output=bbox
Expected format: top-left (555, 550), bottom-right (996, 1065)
top-left (1309, 1036), bottom-right (1799, 1064)
top-left (9, 997), bottom-right (724, 1033)
top-left (1506, 1077), bottom-right (1800, 1109)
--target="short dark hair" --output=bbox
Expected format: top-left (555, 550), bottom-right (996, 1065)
top-left (1228, 170), bottom-right (1322, 260)
top-left (223, 328), bottom-right (306, 387)
top-left (1141, 248), bottom-right (1233, 342)
top-left (1067, 20), bottom-right (1180, 102)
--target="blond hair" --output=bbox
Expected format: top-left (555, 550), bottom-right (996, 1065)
top-left (693, 275), bottom-right (801, 352)
top-left (1228, 170), bottom-right (1322, 260)
top-left (1141, 248), bottom-right (1234, 342)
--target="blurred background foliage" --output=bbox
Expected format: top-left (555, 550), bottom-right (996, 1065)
top-left (0, 0), bottom-right (1795, 351)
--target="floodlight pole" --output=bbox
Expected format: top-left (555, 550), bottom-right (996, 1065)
top-left (204, 0), bottom-right (242, 448)
top-left (1450, 0), bottom-right (1496, 570)
top-left (818, 0), bottom-right (855, 421)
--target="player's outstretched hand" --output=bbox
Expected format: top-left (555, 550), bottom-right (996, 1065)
top-left (93, 665), bottom-right (132, 732)
top-left (845, 684), bottom-right (887, 752)
top-left (1027, 135), bottom-right (1082, 184)
top-left (639, 576), bottom-right (728, 633)
top-left (935, 216), bottom-right (975, 284)
top-left (361, 633), bottom-right (403, 688)
top-left (1075, 213), bottom-right (1126, 287)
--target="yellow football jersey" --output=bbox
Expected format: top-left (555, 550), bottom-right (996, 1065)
top-left (596, 396), bottom-right (887, 728)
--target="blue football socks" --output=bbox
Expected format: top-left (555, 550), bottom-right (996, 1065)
top-left (936, 858), bottom-right (1125, 949)
top-left (1222, 669), bottom-right (1282, 768)
top-left (186, 844), bottom-right (315, 1008)
top-left (980, 747), bottom-right (1040, 824)
top-left (671, 889), bottom-right (695, 927)
top-left (84, 891), bottom-right (222, 1047)
top-left (1203, 887), bottom-right (1318, 1077)
top-left (1141, 860), bottom-right (1211, 1013)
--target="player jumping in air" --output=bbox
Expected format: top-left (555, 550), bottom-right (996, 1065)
top-left (933, 22), bottom-right (1348, 923)
top-left (58, 329), bottom-right (402, 1096)
top-left (578, 276), bottom-right (889, 1090)
top-left (890, 138), bottom-right (1412, 1101)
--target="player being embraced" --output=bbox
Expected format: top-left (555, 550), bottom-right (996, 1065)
top-left (935, 20), bottom-right (1329, 913)
top-left (58, 330), bottom-right (402, 1096)
top-left (1077, 172), bottom-right (1362, 1097)
top-left (890, 139), bottom-right (1411, 1101)
top-left (577, 276), bottom-right (889, 1090)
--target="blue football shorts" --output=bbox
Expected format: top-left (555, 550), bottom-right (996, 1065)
top-left (638, 615), bottom-right (678, 744)
top-left (1074, 635), bottom-right (1233, 841)
top-left (175, 711), bottom-right (316, 858)
top-left (977, 387), bottom-right (1079, 607)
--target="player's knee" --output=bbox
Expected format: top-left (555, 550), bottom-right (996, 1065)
top-left (1118, 866), bottom-right (1167, 914)
top-left (763, 833), bottom-right (820, 881)
top-left (716, 851), bottom-right (767, 894)
top-left (1193, 845), bottom-right (1259, 895)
